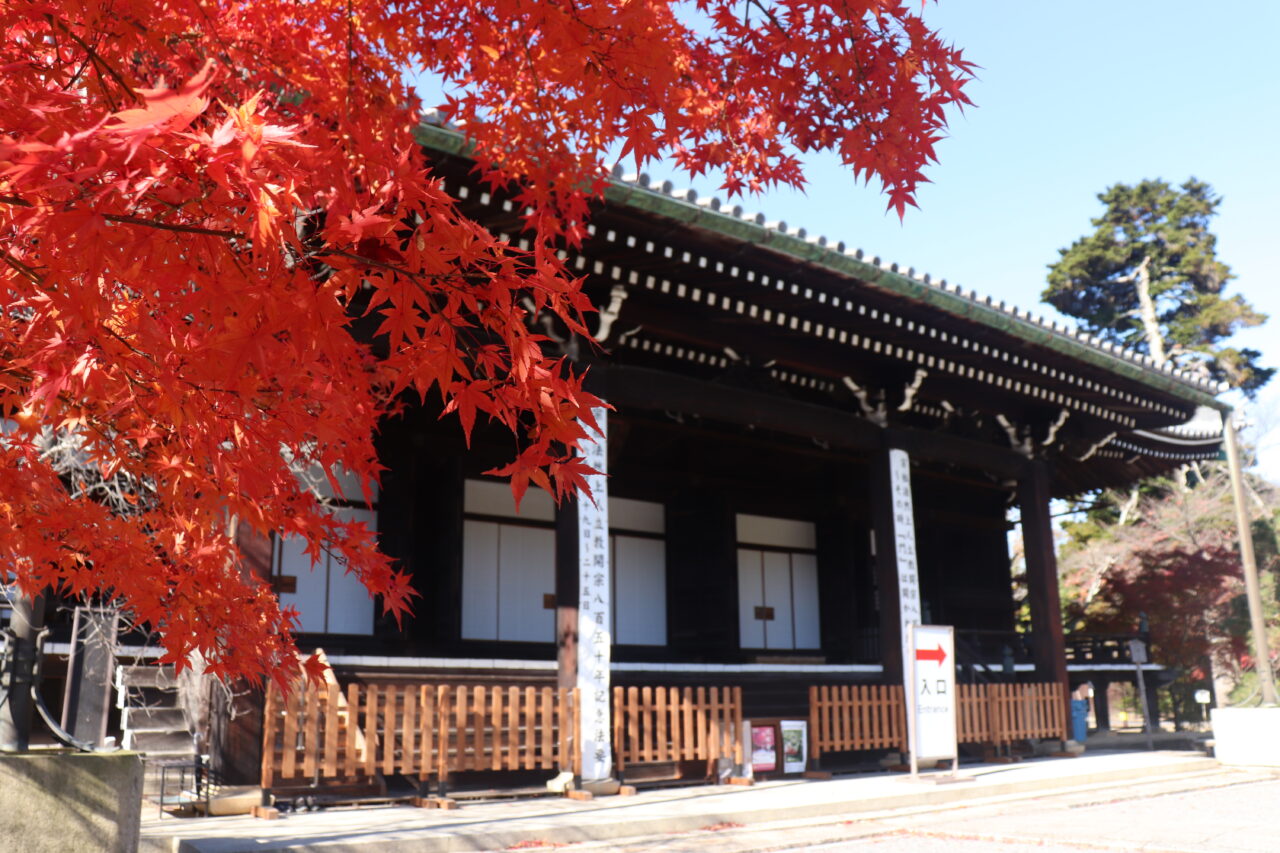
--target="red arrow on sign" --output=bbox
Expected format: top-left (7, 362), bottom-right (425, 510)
top-left (915, 645), bottom-right (947, 665)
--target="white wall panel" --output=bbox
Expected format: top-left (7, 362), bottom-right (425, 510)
top-left (791, 553), bottom-right (821, 650)
top-left (287, 458), bottom-right (379, 504)
top-left (325, 508), bottom-right (377, 635)
top-left (461, 520), bottom-right (500, 640)
top-left (735, 514), bottom-right (816, 549)
top-left (613, 535), bottom-right (666, 645)
top-left (497, 524), bottom-right (555, 642)
top-left (276, 534), bottom-right (327, 633)
top-left (609, 497), bottom-right (665, 534)
top-left (761, 551), bottom-right (795, 650)
top-left (464, 478), bottom-right (555, 521)
top-left (737, 549), bottom-right (766, 649)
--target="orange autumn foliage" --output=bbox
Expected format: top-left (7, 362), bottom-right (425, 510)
top-left (0, 0), bottom-right (972, 684)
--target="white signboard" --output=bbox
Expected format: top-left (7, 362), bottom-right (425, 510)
top-left (909, 624), bottom-right (957, 763)
top-left (889, 449), bottom-right (923, 665)
top-left (576, 407), bottom-right (612, 781)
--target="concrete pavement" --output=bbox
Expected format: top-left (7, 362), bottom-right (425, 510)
top-left (791, 771), bottom-right (1280, 852)
top-left (140, 750), bottom-right (1235, 853)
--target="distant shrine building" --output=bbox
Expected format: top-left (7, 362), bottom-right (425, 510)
top-left (54, 123), bottom-right (1232, 790)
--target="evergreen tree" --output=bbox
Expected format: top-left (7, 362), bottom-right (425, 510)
top-left (1046, 181), bottom-right (1278, 719)
top-left (1044, 179), bottom-right (1272, 396)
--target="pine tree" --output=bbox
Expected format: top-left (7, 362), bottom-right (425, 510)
top-left (1044, 179), bottom-right (1271, 396)
top-left (1046, 181), bottom-right (1277, 719)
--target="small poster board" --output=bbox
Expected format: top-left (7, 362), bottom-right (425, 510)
top-left (750, 723), bottom-right (777, 773)
top-left (780, 720), bottom-right (807, 773)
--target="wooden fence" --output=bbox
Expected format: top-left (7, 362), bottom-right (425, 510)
top-left (809, 682), bottom-right (1066, 762)
top-left (807, 684), bottom-right (908, 757)
top-left (981, 682), bottom-right (1065, 745)
top-left (261, 681), bottom-right (577, 792)
top-left (612, 686), bottom-right (743, 771)
top-left (443, 685), bottom-right (578, 773)
top-left (956, 683), bottom-right (991, 744)
top-left (264, 678), bottom-right (1064, 792)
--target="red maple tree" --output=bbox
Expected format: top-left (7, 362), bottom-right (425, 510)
top-left (1, 0), bottom-right (972, 684)
top-left (1059, 467), bottom-right (1274, 697)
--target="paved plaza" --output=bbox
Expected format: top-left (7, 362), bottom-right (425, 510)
top-left (138, 751), bottom-right (1279, 853)
top-left (797, 774), bottom-right (1280, 852)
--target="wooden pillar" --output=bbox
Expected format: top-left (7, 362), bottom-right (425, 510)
top-left (869, 446), bottom-right (902, 681)
top-left (1018, 461), bottom-right (1069, 715)
top-left (554, 498), bottom-right (580, 690)
top-left (1144, 677), bottom-right (1160, 731)
top-left (1092, 680), bottom-right (1111, 732)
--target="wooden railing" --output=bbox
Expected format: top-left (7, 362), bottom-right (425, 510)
top-left (808, 684), bottom-right (908, 759)
top-left (980, 682), bottom-right (1065, 744)
top-left (264, 679), bottom-right (1066, 791)
top-left (956, 683), bottom-right (992, 744)
top-left (1064, 632), bottom-right (1146, 666)
top-left (809, 682), bottom-right (1067, 762)
top-left (443, 685), bottom-right (577, 773)
top-left (261, 681), bottom-right (577, 792)
top-left (612, 686), bottom-right (743, 771)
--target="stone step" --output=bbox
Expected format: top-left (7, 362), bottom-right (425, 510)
top-left (116, 665), bottom-right (177, 690)
top-left (126, 729), bottom-right (195, 754)
top-left (116, 685), bottom-right (181, 711)
top-left (122, 707), bottom-right (187, 732)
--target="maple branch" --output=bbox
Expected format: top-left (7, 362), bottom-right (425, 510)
top-left (103, 212), bottom-right (238, 239)
top-left (44, 13), bottom-right (140, 106)
top-left (0, 196), bottom-right (239, 239)
top-left (0, 248), bottom-right (44, 284)
top-left (317, 248), bottom-right (494, 288)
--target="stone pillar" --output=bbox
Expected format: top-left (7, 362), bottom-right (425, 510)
top-left (1019, 460), bottom-right (1070, 730)
top-left (869, 437), bottom-right (921, 683)
top-left (574, 407), bottom-right (612, 782)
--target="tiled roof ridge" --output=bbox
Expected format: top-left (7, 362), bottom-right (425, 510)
top-left (601, 160), bottom-right (1227, 397)
top-left (416, 111), bottom-right (1229, 402)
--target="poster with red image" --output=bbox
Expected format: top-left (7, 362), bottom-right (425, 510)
top-left (751, 724), bottom-right (777, 773)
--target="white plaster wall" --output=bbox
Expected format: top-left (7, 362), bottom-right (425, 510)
top-left (1211, 707), bottom-right (1280, 767)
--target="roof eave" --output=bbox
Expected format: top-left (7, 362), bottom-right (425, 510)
top-left (414, 122), bottom-right (1228, 414)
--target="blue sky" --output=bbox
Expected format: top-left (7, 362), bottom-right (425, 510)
top-left (416, 2), bottom-right (1280, 477)
top-left (638, 2), bottom-right (1280, 477)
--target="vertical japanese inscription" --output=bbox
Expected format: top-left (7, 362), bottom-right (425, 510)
top-left (889, 449), bottom-right (922, 664)
top-left (576, 407), bottom-right (612, 781)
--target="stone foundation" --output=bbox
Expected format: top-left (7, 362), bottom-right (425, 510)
top-left (0, 750), bottom-right (143, 853)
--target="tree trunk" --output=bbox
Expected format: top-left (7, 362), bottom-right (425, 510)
top-left (1132, 256), bottom-right (1168, 364)
top-left (0, 591), bottom-right (48, 752)
top-left (1117, 486), bottom-right (1141, 525)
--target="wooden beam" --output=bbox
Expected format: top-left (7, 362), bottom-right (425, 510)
top-left (587, 365), bottom-right (878, 452)
top-left (587, 365), bottom-right (1029, 479)
top-left (891, 426), bottom-right (1028, 480)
